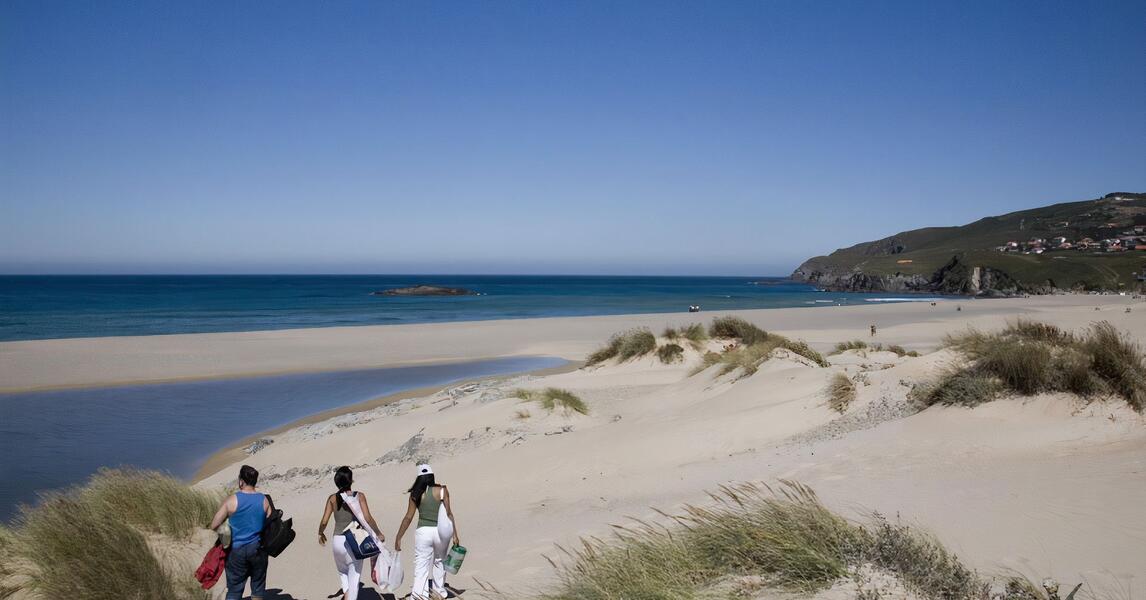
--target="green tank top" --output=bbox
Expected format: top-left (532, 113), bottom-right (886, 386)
top-left (417, 486), bottom-right (441, 528)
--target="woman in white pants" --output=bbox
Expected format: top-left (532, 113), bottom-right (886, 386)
top-left (394, 464), bottom-right (460, 599)
top-left (318, 466), bottom-right (384, 600)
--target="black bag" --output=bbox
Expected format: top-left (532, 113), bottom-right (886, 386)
top-left (260, 494), bottom-right (295, 558)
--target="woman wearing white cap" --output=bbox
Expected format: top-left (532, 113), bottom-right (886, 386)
top-left (394, 464), bottom-right (460, 599)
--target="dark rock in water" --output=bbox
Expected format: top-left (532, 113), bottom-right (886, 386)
top-left (371, 285), bottom-right (477, 297)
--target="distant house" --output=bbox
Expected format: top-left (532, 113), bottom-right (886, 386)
top-left (1054, 221), bottom-right (1070, 228)
top-left (1136, 245), bottom-right (1146, 252)
top-left (896, 259), bottom-right (913, 264)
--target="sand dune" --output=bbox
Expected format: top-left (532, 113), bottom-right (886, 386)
top-left (186, 294), bottom-right (1146, 598)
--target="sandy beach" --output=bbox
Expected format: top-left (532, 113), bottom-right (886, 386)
top-left (4, 295), bottom-right (1145, 598)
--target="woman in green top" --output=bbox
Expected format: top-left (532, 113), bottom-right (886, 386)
top-left (395, 464), bottom-right (460, 599)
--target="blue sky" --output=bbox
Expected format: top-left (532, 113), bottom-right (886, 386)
top-left (2, 1), bottom-right (1144, 276)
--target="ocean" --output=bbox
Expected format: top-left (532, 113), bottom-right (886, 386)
top-left (0, 275), bottom-right (945, 342)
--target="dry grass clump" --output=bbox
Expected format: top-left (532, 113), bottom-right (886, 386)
top-left (832, 340), bottom-right (868, 354)
top-left (826, 373), bottom-right (856, 413)
top-left (586, 328), bottom-right (657, 365)
top-left (514, 387), bottom-right (590, 415)
top-left (831, 340), bottom-right (919, 358)
top-left (709, 316), bottom-right (770, 345)
top-left (656, 343), bottom-right (685, 364)
top-left (664, 323), bottom-right (708, 349)
top-left (696, 317), bottom-right (827, 378)
top-left (528, 481), bottom-right (1034, 600)
top-left (882, 344), bottom-right (920, 358)
top-left (919, 319), bottom-right (1145, 410)
top-left (2, 469), bottom-right (219, 600)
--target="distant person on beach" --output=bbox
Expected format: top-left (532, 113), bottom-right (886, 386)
top-left (870, 324), bottom-right (877, 337)
top-left (317, 466), bottom-right (384, 600)
top-left (209, 465), bottom-right (272, 600)
top-left (395, 464), bottom-right (461, 600)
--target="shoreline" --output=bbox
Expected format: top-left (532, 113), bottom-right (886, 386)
top-left (191, 360), bottom-right (579, 482)
top-left (3, 294), bottom-right (1142, 392)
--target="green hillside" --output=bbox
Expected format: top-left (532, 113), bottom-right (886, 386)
top-left (793, 192), bottom-right (1146, 293)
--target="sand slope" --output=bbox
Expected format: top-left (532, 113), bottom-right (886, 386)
top-left (191, 295), bottom-right (1146, 599)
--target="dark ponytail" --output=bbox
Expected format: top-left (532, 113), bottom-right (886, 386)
top-left (407, 473), bottom-right (436, 507)
top-left (334, 466), bottom-right (353, 510)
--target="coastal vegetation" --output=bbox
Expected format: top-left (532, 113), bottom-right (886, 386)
top-left (915, 320), bottom-right (1146, 410)
top-left (514, 387), bottom-right (590, 415)
top-left (0, 468), bottom-right (220, 600)
top-left (700, 317), bottom-right (829, 375)
top-left (656, 343), bottom-right (685, 364)
top-left (586, 328), bottom-right (657, 365)
top-left (793, 192), bottom-right (1146, 294)
top-left (662, 323), bottom-right (708, 348)
top-left (516, 481), bottom-right (1045, 600)
top-left (826, 373), bottom-right (856, 413)
top-left (831, 340), bottom-right (920, 358)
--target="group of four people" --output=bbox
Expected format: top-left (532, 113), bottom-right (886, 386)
top-left (209, 463), bottom-right (460, 600)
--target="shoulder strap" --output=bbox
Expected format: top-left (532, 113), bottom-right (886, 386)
top-left (339, 492), bottom-right (380, 541)
top-left (264, 493), bottom-right (276, 513)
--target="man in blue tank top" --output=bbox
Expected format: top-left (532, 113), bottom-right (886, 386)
top-left (209, 465), bottom-right (272, 600)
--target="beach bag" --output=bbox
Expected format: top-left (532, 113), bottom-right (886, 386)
top-left (436, 498), bottom-right (454, 544)
top-left (260, 495), bottom-right (296, 558)
top-left (370, 547), bottom-right (404, 592)
top-left (339, 492), bottom-right (382, 560)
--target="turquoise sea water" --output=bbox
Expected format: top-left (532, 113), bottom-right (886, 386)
top-left (0, 275), bottom-right (945, 341)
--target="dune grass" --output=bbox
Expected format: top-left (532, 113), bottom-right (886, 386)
top-left (693, 317), bottom-right (828, 378)
top-left (917, 319), bottom-right (1146, 410)
top-left (656, 343), bottom-right (685, 364)
top-left (831, 340), bottom-right (919, 358)
top-left (708, 316), bottom-right (770, 345)
top-left (586, 328), bottom-right (658, 366)
top-left (831, 340), bottom-right (868, 354)
top-left (663, 323), bottom-right (708, 349)
top-left (1, 468), bottom-right (221, 600)
top-left (826, 373), bottom-right (856, 413)
top-left (514, 387), bottom-right (590, 415)
top-left (515, 481), bottom-right (1037, 600)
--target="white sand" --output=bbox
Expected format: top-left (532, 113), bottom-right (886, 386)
top-left (2, 294), bottom-right (1141, 391)
top-left (180, 295), bottom-right (1146, 598)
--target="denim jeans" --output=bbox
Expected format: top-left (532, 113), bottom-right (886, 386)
top-left (225, 541), bottom-right (268, 600)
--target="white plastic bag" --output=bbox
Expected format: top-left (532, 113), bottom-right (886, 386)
top-left (371, 547), bottom-right (400, 592)
top-left (436, 502), bottom-right (454, 545)
top-left (387, 550), bottom-right (404, 590)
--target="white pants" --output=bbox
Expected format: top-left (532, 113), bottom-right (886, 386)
top-left (411, 526), bottom-right (448, 599)
top-left (332, 536), bottom-right (364, 600)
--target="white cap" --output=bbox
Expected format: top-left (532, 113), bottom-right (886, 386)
top-left (417, 464), bottom-right (433, 476)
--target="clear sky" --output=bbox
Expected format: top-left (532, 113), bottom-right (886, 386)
top-left (2, 1), bottom-right (1144, 276)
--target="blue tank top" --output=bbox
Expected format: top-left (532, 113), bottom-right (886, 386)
top-left (229, 492), bottom-right (266, 548)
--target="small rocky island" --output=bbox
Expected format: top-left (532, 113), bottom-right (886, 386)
top-left (371, 285), bottom-right (478, 296)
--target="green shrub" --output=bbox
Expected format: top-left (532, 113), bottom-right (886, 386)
top-left (586, 328), bottom-right (657, 365)
top-left (931, 320), bottom-right (1145, 410)
top-left (1083, 321), bottom-right (1146, 411)
top-left (515, 387), bottom-right (589, 415)
top-left (656, 343), bottom-right (685, 364)
top-left (661, 326), bottom-right (680, 340)
top-left (826, 373), bottom-right (856, 413)
top-left (708, 316), bottom-right (770, 345)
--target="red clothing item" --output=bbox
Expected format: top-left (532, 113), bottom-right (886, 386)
top-left (194, 542), bottom-right (228, 589)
